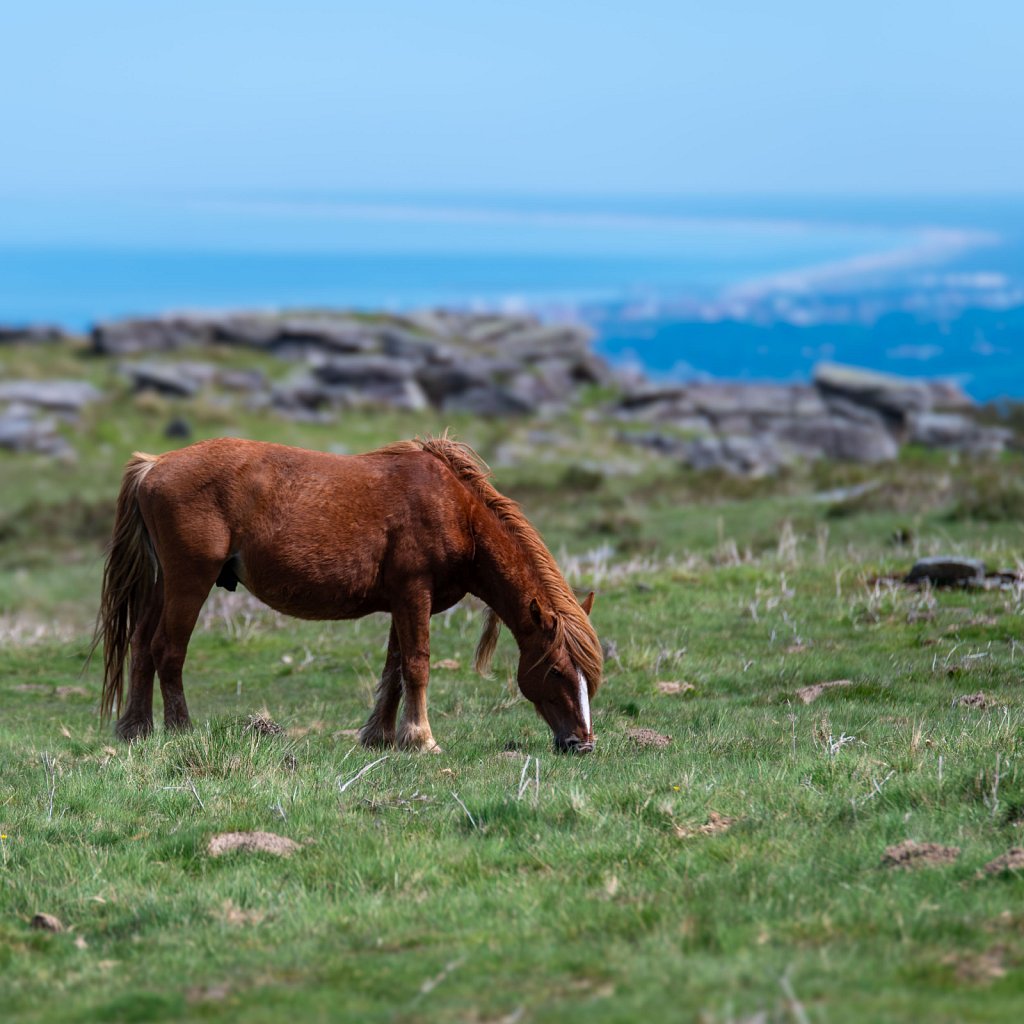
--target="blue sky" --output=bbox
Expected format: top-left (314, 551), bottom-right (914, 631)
top-left (1, 0), bottom-right (1022, 195)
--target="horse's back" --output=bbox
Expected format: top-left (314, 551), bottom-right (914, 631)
top-left (135, 438), bottom-right (476, 618)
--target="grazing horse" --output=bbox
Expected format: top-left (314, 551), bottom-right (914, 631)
top-left (96, 435), bottom-right (601, 752)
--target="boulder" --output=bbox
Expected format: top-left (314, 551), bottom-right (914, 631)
top-left (813, 362), bottom-right (932, 420)
top-left (773, 415), bottom-right (899, 463)
top-left (0, 412), bottom-right (71, 456)
top-left (275, 361), bottom-right (429, 414)
top-left (0, 380), bottom-right (102, 413)
top-left (377, 326), bottom-right (440, 362)
top-left (313, 355), bottom-right (419, 386)
top-left (121, 361), bottom-right (216, 398)
top-left (211, 316), bottom-right (281, 348)
top-left (681, 434), bottom-right (785, 477)
top-left (270, 318), bottom-right (378, 359)
top-left (908, 413), bottom-right (1011, 454)
top-left (92, 317), bottom-right (208, 355)
top-left (441, 383), bottom-right (537, 417)
top-left (217, 368), bottom-right (267, 393)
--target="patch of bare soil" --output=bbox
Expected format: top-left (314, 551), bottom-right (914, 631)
top-left (943, 947), bottom-right (1007, 985)
top-left (674, 811), bottom-right (736, 839)
top-left (656, 681), bottom-right (696, 696)
top-left (245, 710), bottom-right (283, 736)
top-left (953, 692), bottom-right (990, 710)
top-left (881, 839), bottom-right (961, 869)
top-left (30, 912), bottom-right (65, 932)
top-left (213, 898), bottom-right (266, 927)
top-left (626, 727), bottom-right (672, 748)
top-left (56, 686), bottom-right (89, 698)
top-left (795, 680), bottom-right (854, 704)
top-left (982, 848), bottom-right (1024, 875)
top-left (432, 658), bottom-right (461, 670)
top-left (207, 831), bottom-right (300, 858)
top-left (187, 982), bottom-right (232, 1004)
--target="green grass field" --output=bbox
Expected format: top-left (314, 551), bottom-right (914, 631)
top-left (2, 340), bottom-right (1024, 1022)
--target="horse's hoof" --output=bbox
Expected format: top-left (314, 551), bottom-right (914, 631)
top-left (358, 726), bottom-right (396, 749)
top-left (397, 731), bottom-right (443, 754)
top-left (115, 718), bottom-right (153, 742)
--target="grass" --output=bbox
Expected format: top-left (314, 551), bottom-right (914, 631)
top-left (2, 338), bottom-right (1024, 1021)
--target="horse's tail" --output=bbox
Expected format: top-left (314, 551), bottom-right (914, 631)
top-left (94, 452), bottom-right (159, 722)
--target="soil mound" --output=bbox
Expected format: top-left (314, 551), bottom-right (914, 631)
top-left (207, 831), bottom-right (299, 858)
top-left (626, 727), bottom-right (672, 749)
top-left (881, 839), bottom-right (960, 869)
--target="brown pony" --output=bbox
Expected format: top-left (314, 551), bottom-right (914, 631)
top-left (96, 435), bottom-right (601, 752)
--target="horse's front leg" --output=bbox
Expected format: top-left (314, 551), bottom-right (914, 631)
top-left (392, 592), bottom-right (442, 753)
top-left (359, 622), bottom-right (402, 748)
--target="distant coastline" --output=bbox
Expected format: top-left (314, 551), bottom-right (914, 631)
top-left (2, 191), bottom-right (1023, 398)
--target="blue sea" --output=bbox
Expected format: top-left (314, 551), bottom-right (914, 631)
top-left (2, 191), bottom-right (1023, 398)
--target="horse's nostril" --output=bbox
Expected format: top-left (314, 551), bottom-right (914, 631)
top-left (577, 741), bottom-right (594, 754)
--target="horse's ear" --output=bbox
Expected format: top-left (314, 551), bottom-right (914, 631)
top-left (529, 598), bottom-right (556, 634)
top-left (580, 591), bottom-right (595, 616)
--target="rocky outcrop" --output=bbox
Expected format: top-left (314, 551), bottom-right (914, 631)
top-left (3, 312), bottom-right (1017, 472)
top-left (0, 379), bottom-right (102, 457)
top-left (0, 324), bottom-right (69, 345)
top-left (613, 362), bottom-right (1008, 474)
top-left (92, 311), bottom-right (607, 418)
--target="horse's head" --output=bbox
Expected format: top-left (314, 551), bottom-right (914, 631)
top-left (517, 591), bottom-right (598, 754)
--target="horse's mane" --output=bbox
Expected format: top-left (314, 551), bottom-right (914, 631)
top-left (399, 433), bottom-right (602, 693)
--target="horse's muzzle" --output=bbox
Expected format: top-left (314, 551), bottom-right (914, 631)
top-left (556, 735), bottom-right (595, 754)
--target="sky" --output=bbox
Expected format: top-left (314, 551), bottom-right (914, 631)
top-left (1, 0), bottom-right (1022, 196)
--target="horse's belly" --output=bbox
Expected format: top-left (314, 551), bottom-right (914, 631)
top-left (239, 548), bottom-right (389, 620)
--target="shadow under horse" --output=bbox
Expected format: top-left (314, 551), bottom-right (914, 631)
top-left (95, 435), bottom-right (601, 753)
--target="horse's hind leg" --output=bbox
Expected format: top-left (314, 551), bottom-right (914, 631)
top-left (359, 622), bottom-right (403, 748)
top-left (115, 578), bottom-right (164, 741)
top-left (151, 568), bottom-right (219, 731)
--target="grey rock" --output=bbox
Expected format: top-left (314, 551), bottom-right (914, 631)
top-left (820, 393), bottom-right (889, 427)
top-left (377, 326), bottom-right (439, 362)
top-left (313, 355), bottom-right (418, 385)
top-left (271, 318), bottom-right (378, 359)
top-left (497, 323), bottom-right (594, 360)
top-left (0, 324), bottom-right (68, 344)
top-left (681, 434), bottom-right (784, 477)
top-left (212, 317), bottom-right (281, 348)
top-left (0, 380), bottom-right (102, 412)
top-left (814, 362), bottom-right (932, 419)
top-left (416, 360), bottom-right (500, 406)
top-left (92, 317), bottom-right (208, 355)
top-left (122, 361), bottom-right (216, 398)
top-left (274, 367), bottom-right (428, 414)
top-left (461, 315), bottom-right (538, 345)
top-left (905, 557), bottom-right (987, 587)
top-left (773, 416), bottom-right (899, 463)
top-left (689, 383), bottom-right (804, 419)
top-left (927, 380), bottom-right (975, 411)
top-left (218, 368), bottom-right (267, 393)
top-left (908, 412), bottom-right (1011, 454)
top-left (441, 384), bottom-right (537, 417)
top-left (0, 412), bottom-right (71, 456)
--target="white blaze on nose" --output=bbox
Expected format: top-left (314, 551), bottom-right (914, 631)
top-left (576, 670), bottom-right (592, 735)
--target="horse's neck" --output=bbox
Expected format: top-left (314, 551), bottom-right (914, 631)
top-left (469, 513), bottom-right (545, 646)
